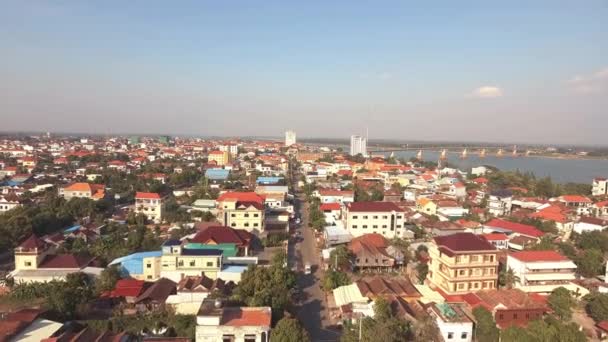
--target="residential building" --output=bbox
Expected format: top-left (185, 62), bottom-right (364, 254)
top-left (592, 177), bottom-right (608, 196)
top-left (208, 150), bottom-right (231, 166)
top-left (557, 195), bottom-right (593, 216)
top-left (344, 202), bottom-right (408, 239)
top-left (188, 225), bottom-right (254, 256)
top-left (507, 250), bottom-right (580, 294)
top-left (416, 197), bottom-right (437, 215)
top-left (0, 194), bottom-right (20, 212)
top-left (196, 299), bottom-right (271, 342)
top-left (355, 276), bottom-right (421, 302)
top-left (427, 302), bottom-right (473, 342)
top-left (481, 233), bottom-right (509, 250)
top-left (159, 240), bottom-right (224, 282)
top-left (487, 190), bottom-right (513, 216)
top-left (573, 216), bottom-right (608, 234)
top-left (135, 192), bottom-right (162, 223)
top-left (10, 235), bottom-right (99, 283)
top-left (348, 234), bottom-right (396, 270)
top-left (217, 192), bottom-right (265, 233)
top-left (166, 275), bottom-right (233, 314)
top-left (315, 189), bottom-right (355, 204)
top-left (427, 233), bottom-right (499, 295)
top-left (463, 289), bottom-right (546, 329)
top-left (285, 130), bottom-right (296, 146)
top-left (0, 309), bottom-right (63, 342)
top-left (59, 182), bottom-right (105, 201)
top-left (350, 135), bottom-right (367, 156)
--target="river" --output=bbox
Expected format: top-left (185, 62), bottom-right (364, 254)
top-left (384, 151), bottom-right (608, 184)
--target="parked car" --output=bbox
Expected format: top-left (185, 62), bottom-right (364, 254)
top-left (304, 263), bottom-right (312, 274)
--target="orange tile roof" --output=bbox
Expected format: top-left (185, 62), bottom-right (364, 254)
top-left (559, 195), bottom-right (592, 203)
top-left (221, 307), bottom-right (272, 327)
top-left (136, 192), bottom-right (161, 199)
top-left (509, 250), bottom-right (570, 262)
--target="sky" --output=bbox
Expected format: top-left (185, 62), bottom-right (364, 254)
top-left (0, 1), bottom-right (607, 145)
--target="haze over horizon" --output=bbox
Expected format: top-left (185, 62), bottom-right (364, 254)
top-left (1, 1), bottom-right (606, 144)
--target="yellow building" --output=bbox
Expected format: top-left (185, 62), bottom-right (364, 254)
top-left (416, 197), bottom-right (437, 215)
top-left (59, 182), bottom-right (105, 201)
top-left (217, 192), bottom-right (265, 233)
top-left (208, 150), bottom-right (231, 166)
top-left (427, 233), bottom-right (498, 295)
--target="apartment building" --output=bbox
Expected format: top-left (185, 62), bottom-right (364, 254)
top-left (285, 130), bottom-right (296, 146)
top-left (59, 182), bottom-right (105, 201)
top-left (135, 192), bottom-right (162, 223)
top-left (344, 202), bottom-right (408, 239)
top-left (208, 150), bottom-right (231, 166)
top-left (557, 195), bottom-right (593, 216)
top-left (487, 190), bottom-right (512, 216)
top-left (196, 299), bottom-right (271, 342)
top-left (159, 240), bottom-right (224, 282)
top-left (507, 251), bottom-right (578, 294)
top-left (592, 177), bottom-right (608, 196)
top-left (350, 135), bottom-right (367, 156)
top-left (217, 192), bottom-right (265, 233)
top-left (427, 233), bottom-right (499, 295)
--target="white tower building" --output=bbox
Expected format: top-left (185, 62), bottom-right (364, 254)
top-left (285, 130), bottom-right (297, 147)
top-left (350, 135), bottom-right (367, 156)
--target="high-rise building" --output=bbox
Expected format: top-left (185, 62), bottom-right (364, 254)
top-left (285, 130), bottom-right (296, 146)
top-left (350, 135), bottom-right (367, 156)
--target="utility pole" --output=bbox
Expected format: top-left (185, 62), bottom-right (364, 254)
top-left (358, 314), bottom-right (362, 341)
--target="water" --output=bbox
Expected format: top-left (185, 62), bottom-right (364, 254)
top-left (387, 151), bottom-right (608, 184)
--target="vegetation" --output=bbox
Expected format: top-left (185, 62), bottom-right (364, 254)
top-left (322, 269), bottom-right (351, 291)
top-left (584, 293), bottom-right (608, 322)
top-left (86, 309), bottom-right (196, 339)
top-left (547, 287), bottom-right (577, 320)
top-left (308, 198), bottom-right (327, 232)
top-left (473, 307), bottom-right (500, 342)
top-left (415, 262), bottom-right (428, 284)
top-left (329, 245), bottom-right (353, 270)
top-left (500, 316), bottom-right (586, 342)
top-left (487, 170), bottom-right (591, 197)
top-left (271, 317), bottom-right (311, 342)
top-left (341, 298), bottom-right (413, 342)
top-left (498, 267), bottom-right (518, 289)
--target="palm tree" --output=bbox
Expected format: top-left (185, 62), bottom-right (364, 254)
top-left (499, 267), bottom-right (519, 289)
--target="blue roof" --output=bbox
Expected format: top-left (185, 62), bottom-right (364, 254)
top-left (221, 265), bottom-right (248, 273)
top-left (205, 168), bottom-right (230, 180)
top-left (63, 225), bottom-right (81, 233)
top-left (109, 251), bottom-right (162, 276)
top-left (256, 176), bottom-right (283, 184)
top-left (181, 248), bottom-right (223, 256)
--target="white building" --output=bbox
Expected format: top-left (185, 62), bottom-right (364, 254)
top-left (427, 302), bottom-right (473, 342)
top-left (350, 135), bottom-right (367, 156)
top-left (507, 250), bottom-right (579, 294)
top-left (285, 130), bottom-right (297, 147)
top-left (135, 192), bottom-right (163, 223)
top-left (592, 178), bottom-right (608, 196)
top-left (487, 190), bottom-right (512, 216)
top-left (196, 299), bottom-right (271, 342)
top-left (344, 201), bottom-right (408, 239)
top-left (573, 216), bottom-right (608, 234)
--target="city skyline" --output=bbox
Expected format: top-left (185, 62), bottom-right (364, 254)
top-left (1, 1), bottom-right (607, 144)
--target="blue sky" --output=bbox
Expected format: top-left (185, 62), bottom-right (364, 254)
top-left (0, 1), bottom-right (606, 144)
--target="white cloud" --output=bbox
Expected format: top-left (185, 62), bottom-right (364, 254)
top-left (469, 86), bottom-right (503, 98)
top-left (568, 66), bottom-right (608, 94)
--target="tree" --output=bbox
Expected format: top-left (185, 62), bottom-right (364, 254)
top-left (501, 317), bottom-right (586, 342)
top-left (270, 317), bottom-right (310, 342)
top-left (415, 263), bottom-right (428, 284)
top-left (390, 238), bottom-right (413, 265)
top-left (473, 307), bottom-right (499, 342)
top-left (413, 314), bottom-right (441, 342)
top-left (576, 248), bottom-right (604, 278)
top-left (585, 293), bottom-right (608, 322)
top-left (323, 269), bottom-right (350, 291)
top-left (374, 298), bottom-right (392, 321)
top-left (96, 265), bottom-right (122, 293)
top-left (548, 287), bottom-right (576, 320)
top-left (498, 267), bottom-right (519, 289)
top-left (329, 245), bottom-right (353, 270)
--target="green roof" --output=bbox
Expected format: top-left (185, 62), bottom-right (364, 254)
top-left (184, 243), bottom-right (238, 257)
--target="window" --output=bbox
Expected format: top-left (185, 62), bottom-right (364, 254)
top-left (499, 313), bottom-right (504, 320)
top-left (362, 225), bottom-right (368, 229)
top-left (231, 213), bottom-right (236, 217)
top-left (363, 215), bottom-right (368, 219)
top-left (207, 262), bottom-right (214, 267)
top-left (382, 225), bottom-right (387, 228)
top-left (178, 260), bottom-right (184, 266)
top-left (244, 335), bottom-right (256, 342)
top-left (471, 255), bottom-right (479, 262)
top-left (353, 215), bottom-right (358, 219)
top-left (457, 283), bottom-right (465, 290)
top-left (254, 213), bottom-right (259, 217)
top-left (352, 225), bottom-right (358, 229)
top-left (146, 263), bottom-right (152, 268)
top-left (382, 215), bottom-right (388, 219)
top-left (147, 275), bottom-right (152, 279)
top-left (513, 313), bottom-right (518, 319)
top-left (461, 332), bottom-right (468, 339)
top-left (396, 215), bottom-right (402, 219)
top-left (244, 213), bottom-right (249, 217)
top-left (24, 261), bottom-right (32, 267)
top-left (372, 225), bottom-right (378, 229)
top-left (373, 215), bottom-right (378, 219)
top-left (189, 261), bottom-right (196, 267)
top-left (253, 223), bottom-right (259, 227)
top-left (244, 223), bottom-right (249, 227)
top-left (447, 332), bottom-right (454, 339)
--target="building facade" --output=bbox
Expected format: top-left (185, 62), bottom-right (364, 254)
top-left (507, 251), bottom-right (578, 294)
top-left (285, 130), bottom-right (296, 147)
top-left (350, 135), bottom-right (367, 156)
top-left (592, 178), bottom-right (608, 196)
top-left (344, 202), bottom-right (407, 239)
top-left (135, 192), bottom-right (162, 223)
top-left (428, 233), bottom-right (499, 295)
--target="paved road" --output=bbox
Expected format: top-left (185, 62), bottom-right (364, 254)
top-left (291, 193), bottom-right (340, 341)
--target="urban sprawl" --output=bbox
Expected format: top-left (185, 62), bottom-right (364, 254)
top-left (1, 131), bottom-right (608, 341)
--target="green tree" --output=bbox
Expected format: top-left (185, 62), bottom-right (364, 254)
top-left (373, 298), bottom-right (392, 321)
top-left (548, 287), bottom-right (576, 320)
top-left (415, 263), bottom-right (428, 284)
top-left (585, 293), bottom-right (608, 322)
top-left (95, 265), bottom-right (122, 293)
top-left (413, 314), bottom-right (441, 342)
top-left (323, 269), bottom-right (351, 291)
top-left (498, 267), bottom-right (519, 289)
top-left (329, 245), bottom-right (353, 270)
top-left (473, 307), bottom-right (499, 342)
top-left (576, 248), bottom-right (604, 277)
top-left (270, 317), bottom-right (311, 342)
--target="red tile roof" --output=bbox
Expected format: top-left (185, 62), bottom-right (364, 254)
top-left (221, 307), bottom-right (272, 327)
top-left (509, 250), bottom-right (570, 263)
top-left (107, 279), bottom-right (147, 298)
top-left (481, 233), bottom-right (509, 241)
top-left (217, 192), bottom-right (264, 204)
top-left (320, 203), bottom-right (341, 211)
top-left (559, 195), bottom-right (592, 203)
top-left (347, 201), bottom-right (403, 212)
top-left (136, 192), bottom-right (161, 199)
top-left (597, 321), bottom-right (608, 333)
top-left (433, 233), bottom-right (496, 255)
top-left (18, 234), bottom-right (47, 250)
top-left (38, 254), bottom-right (95, 269)
top-left (190, 226), bottom-right (252, 247)
top-left (484, 218), bottom-right (544, 238)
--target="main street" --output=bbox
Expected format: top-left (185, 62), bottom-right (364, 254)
top-left (288, 160), bottom-right (340, 341)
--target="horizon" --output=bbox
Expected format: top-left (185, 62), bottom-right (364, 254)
top-left (1, 1), bottom-right (607, 144)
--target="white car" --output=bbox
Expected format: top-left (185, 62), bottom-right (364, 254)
top-left (304, 263), bottom-right (312, 274)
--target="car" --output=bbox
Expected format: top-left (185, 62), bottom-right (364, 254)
top-left (304, 263), bottom-right (312, 274)
top-left (295, 231), bottom-right (302, 237)
top-left (295, 217), bottom-right (301, 224)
